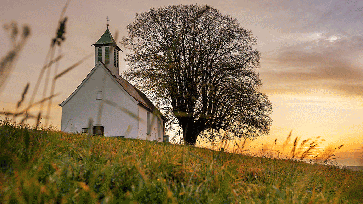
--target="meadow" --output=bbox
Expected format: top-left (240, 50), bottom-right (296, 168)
top-left (1, 120), bottom-right (362, 203)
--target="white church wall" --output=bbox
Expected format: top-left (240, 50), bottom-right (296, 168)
top-left (149, 114), bottom-right (161, 141)
top-left (100, 69), bottom-right (139, 137)
top-left (61, 66), bottom-right (102, 133)
top-left (137, 106), bottom-right (164, 142)
top-left (138, 106), bottom-right (148, 140)
top-left (61, 64), bottom-right (139, 137)
top-left (157, 117), bottom-right (164, 142)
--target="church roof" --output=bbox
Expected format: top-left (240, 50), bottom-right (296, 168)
top-left (114, 76), bottom-right (156, 112)
top-left (93, 28), bottom-right (121, 50)
top-left (105, 65), bottom-right (161, 115)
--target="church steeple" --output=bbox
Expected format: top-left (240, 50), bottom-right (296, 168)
top-left (93, 19), bottom-right (121, 76)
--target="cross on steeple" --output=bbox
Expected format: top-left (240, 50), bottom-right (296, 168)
top-left (106, 16), bottom-right (110, 29)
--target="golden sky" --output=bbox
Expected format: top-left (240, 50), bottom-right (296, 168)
top-left (1, 0), bottom-right (362, 166)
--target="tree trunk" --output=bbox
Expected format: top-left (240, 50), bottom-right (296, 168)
top-left (180, 119), bottom-right (202, 145)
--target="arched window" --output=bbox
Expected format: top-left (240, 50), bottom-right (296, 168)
top-left (105, 47), bottom-right (110, 64)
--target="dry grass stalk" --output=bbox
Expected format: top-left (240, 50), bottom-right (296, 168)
top-left (291, 137), bottom-right (299, 159)
top-left (16, 83), bottom-right (29, 108)
top-left (0, 22), bottom-right (31, 93)
top-left (282, 130), bottom-right (292, 152)
top-left (0, 0), bottom-right (89, 129)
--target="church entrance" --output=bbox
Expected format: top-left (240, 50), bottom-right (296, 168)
top-left (93, 125), bottom-right (104, 136)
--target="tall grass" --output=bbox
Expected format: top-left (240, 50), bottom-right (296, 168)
top-left (0, 0), bottom-right (90, 129)
top-left (0, 122), bottom-right (362, 203)
top-left (197, 130), bottom-right (346, 167)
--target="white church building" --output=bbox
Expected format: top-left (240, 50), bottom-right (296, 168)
top-left (59, 26), bottom-right (165, 142)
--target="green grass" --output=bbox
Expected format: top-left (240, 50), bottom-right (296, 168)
top-left (1, 122), bottom-right (362, 203)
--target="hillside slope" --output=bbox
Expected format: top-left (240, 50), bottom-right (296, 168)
top-left (1, 123), bottom-right (362, 203)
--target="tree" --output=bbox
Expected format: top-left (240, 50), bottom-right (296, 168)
top-left (122, 4), bottom-right (272, 145)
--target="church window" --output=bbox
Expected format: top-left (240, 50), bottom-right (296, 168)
top-left (96, 91), bottom-right (102, 100)
top-left (105, 47), bottom-right (110, 64)
top-left (82, 128), bottom-right (88, 133)
top-left (147, 111), bottom-right (151, 135)
top-left (97, 47), bottom-right (102, 62)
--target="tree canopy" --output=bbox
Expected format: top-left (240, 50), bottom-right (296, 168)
top-left (122, 4), bottom-right (272, 145)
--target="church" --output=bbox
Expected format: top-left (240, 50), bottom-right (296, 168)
top-left (59, 25), bottom-right (166, 142)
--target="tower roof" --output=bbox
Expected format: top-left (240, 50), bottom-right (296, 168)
top-left (93, 28), bottom-right (121, 51)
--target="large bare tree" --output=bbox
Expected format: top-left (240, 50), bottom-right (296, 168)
top-left (122, 4), bottom-right (272, 145)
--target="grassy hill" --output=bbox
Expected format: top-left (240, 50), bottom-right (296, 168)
top-left (1, 121), bottom-right (362, 203)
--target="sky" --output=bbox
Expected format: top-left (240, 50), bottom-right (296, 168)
top-left (0, 0), bottom-right (362, 166)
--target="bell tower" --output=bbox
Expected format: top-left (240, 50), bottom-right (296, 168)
top-left (92, 17), bottom-right (122, 76)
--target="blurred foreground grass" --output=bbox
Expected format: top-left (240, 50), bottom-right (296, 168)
top-left (1, 121), bottom-right (362, 203)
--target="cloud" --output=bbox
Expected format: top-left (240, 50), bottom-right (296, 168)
top-left (260, 35), bottom-right (363, 96)
top-left (243, 0), bottom-right (363, 39)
